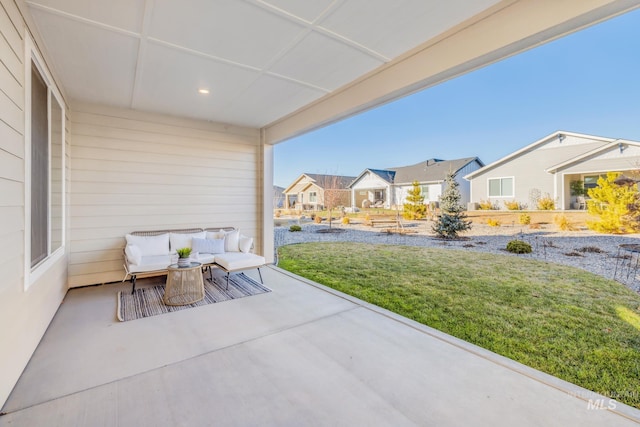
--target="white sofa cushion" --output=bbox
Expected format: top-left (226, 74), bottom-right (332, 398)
top-left (238, 235), bottom-right (253, 253)
top-left (125, 244), bottom-right (142, 265)
top-left (206, 229), bottom-right (241, 252)
top-left (206, 230), bottom-right (225, 240)
top-left (224, 229), bottom-right (240, 252)
top-left (194, 253), bottom-right (215, 265)
top-left (215, 252), bottom-right (265, 271)
top-left (170, 231), bottom-right (206, 253)
top-left (126, 233), bottom-right (170, 257)
top-left (192, 237), bottom-right (224, 254)
top-left (127, 255), bottom-right (173, 273)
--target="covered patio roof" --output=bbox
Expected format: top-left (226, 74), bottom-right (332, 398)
top-left (22, 0), bottom-right (640, 143)
top-left (3, 267), bottom-right (638, 425)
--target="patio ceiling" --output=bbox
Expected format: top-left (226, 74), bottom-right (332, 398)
top-left (23, 0), bottom-right (640, 143)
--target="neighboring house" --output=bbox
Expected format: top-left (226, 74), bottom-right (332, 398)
top-left (349, 158), bottom-right (484, 209)
top-left (282, 173), bottom-right (356, 211)
top-left (465, 131), bottom-right (640, 210)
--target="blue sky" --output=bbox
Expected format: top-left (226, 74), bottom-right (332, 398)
top-left (273, 8), bottom-right (640, 188)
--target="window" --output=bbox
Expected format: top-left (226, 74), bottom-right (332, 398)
top-left (584, 175), bottom-right (606, 190)
top-left (488, 177), bottom-right (514, 197)
top-left (25, 37), bottom-right (65, 284)
top-left (421, 185), bottom-right (430, 200)
top-left (374, 189), bottom-right (385, 201)
top-left (309, 191), bottom-right (317, 203)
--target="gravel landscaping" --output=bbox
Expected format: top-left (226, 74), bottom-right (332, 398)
top-left (274, 220), bottom-right (640, 293)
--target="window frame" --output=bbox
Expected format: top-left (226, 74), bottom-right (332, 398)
top-left (487, 176), bottom-right (514, 198)
top-left (309, 191), bottom-right (317, 203)
top-left (24, 34), bottom-right (66, 289)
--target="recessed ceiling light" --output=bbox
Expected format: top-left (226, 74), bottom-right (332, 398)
top-left (198, 89), bottom-right (210, 94)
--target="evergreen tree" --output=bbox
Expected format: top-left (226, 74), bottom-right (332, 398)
top-left (403, 181), bottom-right (427, 219)
top-left (586, 172), bottom-right (640, 233)
top-left (432, 172), bottom-right (471, 238)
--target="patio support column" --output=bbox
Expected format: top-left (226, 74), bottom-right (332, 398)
top-left (261, 130), bottom-right (275, 264)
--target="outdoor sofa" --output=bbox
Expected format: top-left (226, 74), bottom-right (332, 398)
top-left (123, 227), bottom-right (266, 293)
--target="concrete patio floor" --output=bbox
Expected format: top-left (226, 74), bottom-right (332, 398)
top-left (1, 267), bottom-right (639, 426)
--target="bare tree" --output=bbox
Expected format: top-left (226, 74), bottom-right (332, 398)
top-left (317, 175), bottom-right (350, 229)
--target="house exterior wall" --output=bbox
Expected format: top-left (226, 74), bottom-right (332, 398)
top-left (298, 183), bottom-right (323, 210)
top-left (454, 160), bottom-right (482, 206)
top-left (68, 103), bottom-right (261, 287)
top-left (392, 161), bottom-right (480, 208)
top-left (0, 0), bottom-right (69, 407)
top-left (555, 144), bottom-right (640, 209)
top-left (350, 172), bottom-right (391, 208)
top-left (469, 138), bottom-right (605, 209)
top-left (394, 183), bottom-right (441, 207)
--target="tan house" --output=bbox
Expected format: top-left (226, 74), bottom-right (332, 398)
top-left (282, 173), bottom-right (355, 211)
top-left (2, 0), bottom-right (638, 423)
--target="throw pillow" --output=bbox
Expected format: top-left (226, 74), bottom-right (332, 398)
top-left (169, 231), bottom-right (206, 253)
top-left (125, 244), bottom-right (142, 265)
top-left (224, 229), bottom-right (240, 252)
top-left (125, 233), bottom-right (169, 256)
top-left (238, 235), bottom-right (253, 253)
top-left (192, 237), bottom-right (225, 254)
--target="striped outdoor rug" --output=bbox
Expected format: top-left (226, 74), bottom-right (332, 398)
top-left (117, 272), bottom-right (271, 321)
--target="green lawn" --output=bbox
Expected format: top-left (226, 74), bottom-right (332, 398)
top-left (278, 242), bottom-right (640, 409)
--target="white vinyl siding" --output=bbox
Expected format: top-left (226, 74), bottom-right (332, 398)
top-left (488, 177), bottom-right (514, 197)
top-left (0, 0), bottom-right (68, 408)
top-left (68, 103), bottom-right (260, 287)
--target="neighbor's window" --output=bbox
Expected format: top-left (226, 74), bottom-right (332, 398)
top-left (309, 191), bottom-right (317, 203)
top-left (488, 177), bottom-right (513, 197)
top-left (421, 185), bottom-right (430, 200)
top-left (584, 175), bottom-right (606, 191)
top-left (28, 55), bottom-right (65, 273)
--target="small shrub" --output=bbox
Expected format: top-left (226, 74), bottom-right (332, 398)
top-left (314, 215), bottom-right (322, 224)
top-left (289, 225), bottom-right (302, 232)
top-left (504, 200), bottom-right (521, 210)
top-left (506, 240), bottom-right (532, 254)
top-left (478, 200), bottom-right (494, 210)
top-left (537, 194), bottom-right (556, 210)
top-left (487, 218), bottom-right (501, 227)
top-left (365, 214), bottom-right (371, 222)
top-left (519, 213), bottom-right (531, 225)
top-left (586, 171), bottom-right (640, 234)
top-left (529, 223), bottom-right (541, 229)
top-left (341, 217), bottom-right (350, 225)
top-left (275, 210), bottom-right (282, 218)
top-left (553, 214), bottom-right (575, 231)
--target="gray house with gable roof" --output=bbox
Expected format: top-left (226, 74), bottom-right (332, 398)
top-left (348, 157), bottom-right (484, 209)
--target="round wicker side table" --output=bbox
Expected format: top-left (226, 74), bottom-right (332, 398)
top-left (163, 262), bottom-right (204, 306)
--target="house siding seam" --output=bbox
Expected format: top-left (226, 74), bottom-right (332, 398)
top-left (68, 103), bottom-right (261, 287)
top-left (0, 0), bottom-right (68, 409)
